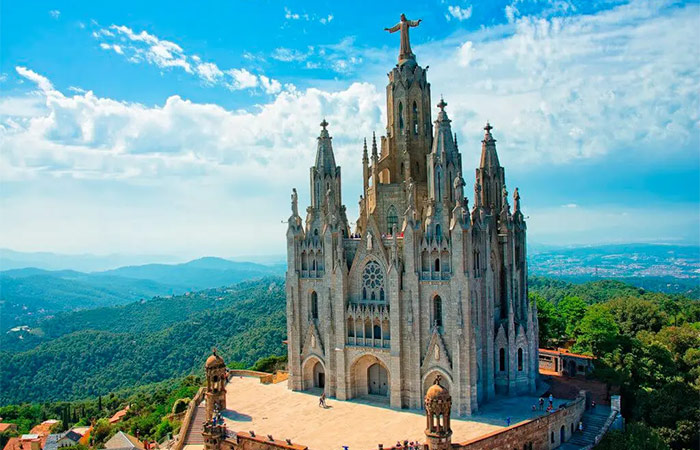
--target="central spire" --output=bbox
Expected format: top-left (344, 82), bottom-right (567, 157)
top-left (385, 14), bottom-right (422, 65)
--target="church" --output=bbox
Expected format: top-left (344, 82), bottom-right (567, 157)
top-left (284, 14), bottom-right (538, 416)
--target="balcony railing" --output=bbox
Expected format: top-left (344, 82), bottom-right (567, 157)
top-left (420, 271), bottom-right (451, 281)
top-left (345, 337), bottom-right (390, 349)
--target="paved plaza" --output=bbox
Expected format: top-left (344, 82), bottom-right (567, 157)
top-left (222, 377), bottom-right (557, 450)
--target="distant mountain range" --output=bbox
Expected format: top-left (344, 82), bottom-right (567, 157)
top-left (0, 256), bottom-right (285, 331)
top-left (1, 243), bottom-right (697, 332)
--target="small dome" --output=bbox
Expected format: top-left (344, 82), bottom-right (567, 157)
top-left (205, 349), bottom-right (225, 369)
top-left (425, 376), bottom-right (450, 402)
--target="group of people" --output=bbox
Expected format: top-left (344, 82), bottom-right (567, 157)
top-left (392, 441), bottom-right (422, 449)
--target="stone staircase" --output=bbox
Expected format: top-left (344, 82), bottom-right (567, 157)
top-left (559, 406), bottom-right (612, 449)
top-left (183, 404), bottom-right (207, 445)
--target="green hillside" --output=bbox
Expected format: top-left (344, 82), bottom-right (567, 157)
top-left (0, 278), bottom-right (286, 405)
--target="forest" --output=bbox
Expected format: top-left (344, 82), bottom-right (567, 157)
top-left (530, 277), bottom-right (699, 450)
top-left (0, 276), bottom-right (697, 449)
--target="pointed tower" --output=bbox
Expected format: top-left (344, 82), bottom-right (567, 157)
top-left (475, 123), bottom-right (505, 213)
top-left (426, 97), bottom-right (463, 233)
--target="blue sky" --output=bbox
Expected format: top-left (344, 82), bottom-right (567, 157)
top-left (1, 0), bottom-right (699, 258)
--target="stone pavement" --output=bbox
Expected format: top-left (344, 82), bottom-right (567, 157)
top-left (222, 377), bottom-right (560, 450)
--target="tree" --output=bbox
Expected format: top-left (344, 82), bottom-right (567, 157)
top-left (573, 304), bottom-right (619, 355)
top-left (597, 423), bottom-right (670, 450)
top-left (558, 295), bottom-right (587, 337)
top-left (605, 296), bottom-right (667, 336)
top-left (531, 293), bottom-right (564, 346)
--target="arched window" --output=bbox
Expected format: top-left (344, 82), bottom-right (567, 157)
top-left (412, 101), bottom-right (418, 135)
top-left (311, 291), bottom-right (318, 320)
top-left (364, 318), bottom-right (372, 338)
top-left (551, 432), bottom-right (555, 444)
top-left (433, 296), bottom-right (443, 328)
top-left (434, 258), bottom-right (440, 273)
top-left (382, 319), bottom-right (390, 340)
top-left (499, 348), bottom-right (506, 371)
top-left (518, 348), bottom-right (523, 371)
top-left (362, 261), bottom-right (385, 302)
top-left (473, 250), bottom-right (481, 277)
top-left (436, 169), bottom-right (442, 199)
top-left (435, 224), bottom-right (441, 239)
top-left (373, 323), bottom-right (381, 339)
top-left (387, 205), bottom-right (398, 234)
top-left (398, 102), bottom-right (404, 133)
top-left (347, 317), bottom-right (354, 337)
top-left (301, 251), bottom-right (308, 270)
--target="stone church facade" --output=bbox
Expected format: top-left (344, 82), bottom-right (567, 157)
top-left (285, 21), bottom-right (538, 416)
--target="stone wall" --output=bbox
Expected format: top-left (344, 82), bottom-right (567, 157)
top-left (452, 392), bottom-right (586, 450)
top-left (172, 387), bottom-right (205, 450)
top-left (222, 432), bottom-right (307, 450)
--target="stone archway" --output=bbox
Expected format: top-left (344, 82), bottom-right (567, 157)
top-left (301, 355), bottom-right (325, 391)
top-left (350, 354), bottom-right (391, 401)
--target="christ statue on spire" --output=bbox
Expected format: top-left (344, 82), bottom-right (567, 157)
top-left (385, 14), bottom-right (422, 63)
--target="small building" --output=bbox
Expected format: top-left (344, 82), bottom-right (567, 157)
top-left (0, 423), bottom-right (18, 433)
top-left (29, 420), bottom-right (59, 437)
top-left (104, 431), bottom-right (144, 450)
top-left (3, 434), bottom-right (45, 450)
top-left (108, 406), bottom-right (130, 425)
top-left (56, 430), bottom-right (82, 448)
top-left (539, 348), bottom-right (594, 377)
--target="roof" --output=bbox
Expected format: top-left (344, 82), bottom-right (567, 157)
top-left (425, 377), bottom-right (450, 402)
top-left (70, 427), bottom-right (90, 437)
top-left (105, 431), bottom-right (144, 450)
top-left (29, 420), bottom-right (57, 436)
top-left (43, 434), bottom-right (61, 450)
top-left (58, 431), bottom-right (82, 442)
top-left (539, 348), bottom-right (595, 360)
top-left (205, 351), bottom-right (225, 369)
top-left (0, 424), bottom-right (17, 432)
top-left (109, 406), bottom-right (130, 424)
top-left (3, 434), bottom-right (48, 450)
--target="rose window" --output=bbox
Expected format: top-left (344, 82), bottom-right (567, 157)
top-left (362, 261), bottom-right (385, 301)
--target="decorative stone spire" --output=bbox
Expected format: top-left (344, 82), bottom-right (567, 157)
top-left (480, 122), bottom-right (500, 169)
top-left (371, 131), bottom-right (379, 160)
top-left (315, 119), bottom-right (336, 176)
top-left (362, 137), bottom-right (369, 163)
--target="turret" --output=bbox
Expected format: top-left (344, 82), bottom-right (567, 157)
top-left (424, 375), bottom-right (452, 450)
top-left (475, 122), bottom-right (505, 213)
top-left (204, 348), bottom-right (227, 421)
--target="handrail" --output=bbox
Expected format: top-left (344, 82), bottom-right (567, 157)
top-left (171, 387), bottom-right (205, 450)
top-left (581, 409), bottom-right (619, 450)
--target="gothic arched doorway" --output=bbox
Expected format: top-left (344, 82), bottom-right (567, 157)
top-left (313, 361), bottom-right (325, 389)
top-left (367, 363), bottom-right (388, 396)
top-left (349, 354), bottom-right (391, 402)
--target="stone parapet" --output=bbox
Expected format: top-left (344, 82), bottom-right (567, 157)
top-left (452, 393), bottom-right (586, 450)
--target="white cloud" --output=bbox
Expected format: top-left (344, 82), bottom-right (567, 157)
top-left (15, 67), bottom-right (54, 93)
top-left (284, 7), bottom-right (300, 20)
top-left (561, 203), bottom-right (578, 208)
top-left (49, 10), bottom-right (60, 19)
top-left (272, 47), bottom-right (311, 62)
top-left (456, 41), bottom-right (474, 67)
top-left (196, 62), bottom-right (224, 84)
top-left (446, 5), bottom-right (473, 21)
top-left (425, 0), bottom-right (700, 167)
top-left (93, 24), bottom-right (283, 94)
top-left (320, 14), bottom-right (334, 25)
top-left (226, 68), bottom-right (259, 90)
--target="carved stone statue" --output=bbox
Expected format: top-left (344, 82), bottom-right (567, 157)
top-left (291, 188), bottom-right (298, 216)
top-left (385, 14), bottom-right (422, 62)
top-left (453, 175), bottom-right (465, 206)
top-left (406, 178), bottom-right (415, 206)
top-left (367, 232), bottom-right (373, 251)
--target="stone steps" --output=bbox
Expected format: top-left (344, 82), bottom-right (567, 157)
top-left (184, 404), bottom-right (207, 445)
top-left (558, 407), bottom-right (612, 449)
